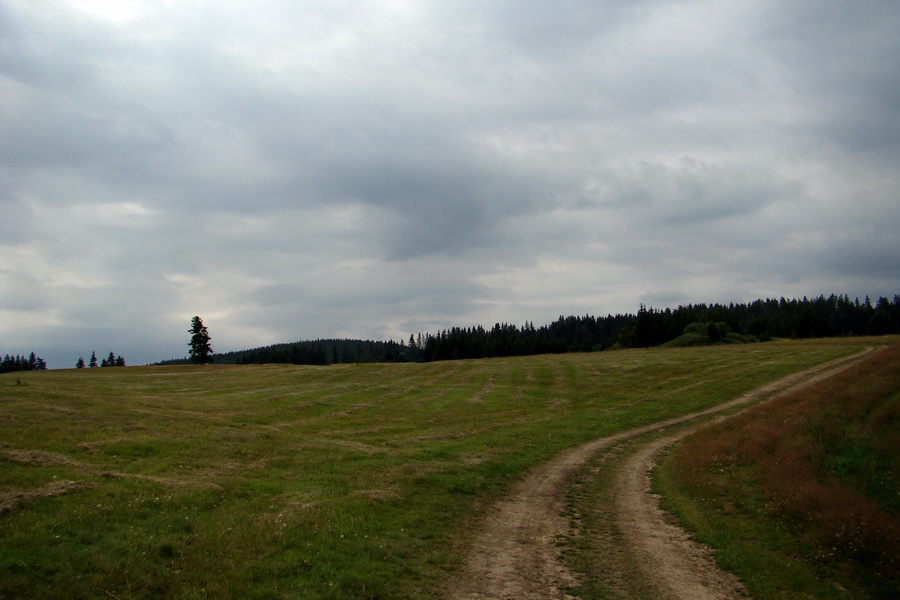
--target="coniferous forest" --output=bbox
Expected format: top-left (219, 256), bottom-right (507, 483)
top-left (156, 294), bottom-right (900, 366)
top-left (0, 353), bottom-right (48, 373)
top-left (156, 339), bottom-right (412, 367)
top-left (423, 294), bottom-right (900, 361)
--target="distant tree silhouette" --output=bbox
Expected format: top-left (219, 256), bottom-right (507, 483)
top-left (89, 352), bottom-right (98, 368)
top-left (188, 316), bottom-right (214, 364)
top-left (100, 352), bottom-right (126, 367)
top-left (76, 357), bottom-right (86, 369)
top-left (0, 353), bottom-right (48, 373)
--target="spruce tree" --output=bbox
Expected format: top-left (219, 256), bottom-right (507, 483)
top-left (188, 316), bottom-right (214, 364)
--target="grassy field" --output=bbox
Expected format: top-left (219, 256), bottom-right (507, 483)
top-left (0, 338), bottom-right (885, 599)
top-left (656, 341), bottom-right (899, 599)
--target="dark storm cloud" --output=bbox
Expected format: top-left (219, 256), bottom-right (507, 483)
top-left (2, 0), bottom-right (898, 367)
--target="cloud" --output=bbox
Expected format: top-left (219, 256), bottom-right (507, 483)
top-left (2, 0), bottom-right (899, 368)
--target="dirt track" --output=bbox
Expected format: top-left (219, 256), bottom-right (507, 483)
top-left (445, 348), bottom-right (873, 600)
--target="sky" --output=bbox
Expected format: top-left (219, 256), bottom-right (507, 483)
top-left (2, 0), bottom-right (899, 368)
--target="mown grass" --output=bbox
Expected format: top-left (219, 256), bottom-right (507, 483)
top-left (656, 341), bottom-right (899, 599)
top-left (0, 339), bottom-right (880, 599)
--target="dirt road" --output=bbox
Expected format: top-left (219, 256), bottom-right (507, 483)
top-left (445, 348), bottom-right (873, 600)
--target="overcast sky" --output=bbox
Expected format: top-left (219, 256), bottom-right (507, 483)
top-left (2, 0), bottom-right (899, 368)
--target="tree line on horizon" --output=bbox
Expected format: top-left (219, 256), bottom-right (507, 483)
top-left (154, 294), bottom-right (900, 367)
top-left (75, 351), bottom-right (126, 368)
top-left (157, 338), bottom-right (411, 367)
top-left (421, 294), bottom-right (900, 361)
top-left (1, 352), bottom-right (48, 373)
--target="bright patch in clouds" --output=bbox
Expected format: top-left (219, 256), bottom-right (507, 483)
top-left (63, 0), bottom-right (140, 23)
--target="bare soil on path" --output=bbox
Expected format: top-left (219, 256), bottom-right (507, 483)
top-left (444, 348), bottom-right (874, 600)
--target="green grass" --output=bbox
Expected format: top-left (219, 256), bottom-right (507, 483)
top-left (0, 339), bottom-right (880, 599)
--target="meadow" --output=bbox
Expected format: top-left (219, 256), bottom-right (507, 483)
top-left (0, 338), bottom-right (885, 599)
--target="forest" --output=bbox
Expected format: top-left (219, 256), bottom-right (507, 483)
top-left (156, 338), bottom-right (413, 367)
top-left (156, 294), bottom-right (900, 366)
top-left (0, 353), bottom-right (48, 373)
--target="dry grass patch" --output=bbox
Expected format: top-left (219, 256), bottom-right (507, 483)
top-left (0, 480), bottom-right (94, 514)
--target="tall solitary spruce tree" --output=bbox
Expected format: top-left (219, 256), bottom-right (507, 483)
top-left (188, 316), bottom-right (214, 364)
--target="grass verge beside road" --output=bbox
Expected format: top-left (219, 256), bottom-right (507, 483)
top-left (656, 342), bottom-right (899, 599)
